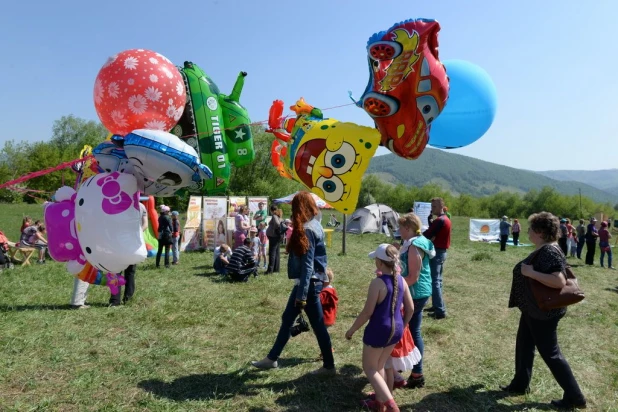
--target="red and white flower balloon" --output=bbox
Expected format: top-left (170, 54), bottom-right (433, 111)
top-left (93, 49), bottom-right (186, 136)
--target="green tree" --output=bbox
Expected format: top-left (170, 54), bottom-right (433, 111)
top-left (227, 126), bottom-right (301, 198)
top-left (50, 115), bottom-right (108, 157)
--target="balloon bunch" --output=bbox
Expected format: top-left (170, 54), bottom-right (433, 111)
top-left (93, 50), bottom-right (254, 196)
top-left (44, 49), bottom-right (255, 290)
top-left (267, 18), bottom-right (497, 214)
top-left (267, 98), bottom-right (381, 214)
top-left (44, 175), bottom-right (145, 293)
top-left (356, 18), bottom-right (497, 152)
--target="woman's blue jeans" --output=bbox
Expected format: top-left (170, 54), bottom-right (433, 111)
top-left (410, 296), bottom-right (429, 374)
top-left (267, 282), bottom-right (335, 369)
top-left (600, 242), bottom-right (612, 267)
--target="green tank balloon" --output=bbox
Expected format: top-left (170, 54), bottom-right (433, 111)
top-left (172, 61), bottom-right (254, 194)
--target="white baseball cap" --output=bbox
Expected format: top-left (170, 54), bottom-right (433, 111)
top-left (368, 243), bottom-right (394, 262)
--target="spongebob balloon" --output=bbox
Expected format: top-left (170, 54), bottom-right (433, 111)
top-left (267, 99), bottom-right (380, 214)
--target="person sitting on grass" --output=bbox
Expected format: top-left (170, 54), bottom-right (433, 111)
top-left (213, 244), bottom-right (232, 275)
top-left (0, 229), bottom-right (14, 270)
top-left (226, 238), bottom-right (257, 282)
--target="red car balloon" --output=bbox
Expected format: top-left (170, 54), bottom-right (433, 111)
top-left (357, 18), bottom-right (449, 159)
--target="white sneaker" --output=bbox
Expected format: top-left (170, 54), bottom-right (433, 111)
top-left (251, 357), bottom-right (278, 369)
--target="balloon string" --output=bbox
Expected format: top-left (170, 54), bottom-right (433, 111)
top-left (0, 156), bottom-right (93, 190)
top-left (0, 102), bottom-right (358, 190)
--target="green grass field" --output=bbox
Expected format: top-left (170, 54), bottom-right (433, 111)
top-left (1, 204), bottom-right (617, 411)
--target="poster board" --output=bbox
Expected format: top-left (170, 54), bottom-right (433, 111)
top-left (181, 228), bottom-right (202, 251)
top-left (228, 196), bottom-right (247, 217)
top-left (469, 219), bottom-right (500, 242)
top-left (185, 196), bottom-right (203, 229)
top-left (180, 196), bottom-right (203, 251)
top-left (248, 196), bottom-right (268, 227)
top-left (413, 201), bottom-right (432, 231)
top-left (202, 197), bottom-right (228, 250)
top-left (226, 217), bottom-right (236, 247)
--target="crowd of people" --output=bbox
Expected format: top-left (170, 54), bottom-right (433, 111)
top-left (500, 215), bottom-right (615, 269)
top-left (2, 193), bottom-right (601, 410)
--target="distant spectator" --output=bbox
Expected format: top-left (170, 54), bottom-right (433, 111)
top-left (156, 205), bottom-right (172, 269)
top-left (253, 202), bottom-right (267, 227)
top-left (558, 219), bottom-right (568, 255)
top-left (569, 230), bottom-right (578, 258)
top-left (284, 218), bottom-right (293, 245)
top-left (257, 222), bottom-right (268, 269)
top-left (599, 221), bottom-right (614, 269)
top-left (0, 230), bottom-right (13, 270)
top-left (499, 216), bottom-right (512, 251)
top-left (576, 219), bottom-right (586, 259)
top-left (234, 206), bottom-right (251, 250)
top-left (422, 197), bottom-right (451, 319)
top-left (511, 219), bottom-right (521, 246)
top-left (565, 219), bottom-right (574, 256)
top-left (266, 206), bottom-right (283, 274)
top-left (585, 218), bottom-right (599, 265)
top-left (382, 214), bottom-right (390, 236)
top-left (444, 206), bottom-right (451, 220)
top-left (171, 211), bottom-right (180, 265)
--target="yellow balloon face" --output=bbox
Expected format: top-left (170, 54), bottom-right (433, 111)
top-left (282, 116), bottom-right (380, 214)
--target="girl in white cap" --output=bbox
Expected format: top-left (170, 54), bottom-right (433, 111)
top-left (345, 243), bottom-right (414, 412)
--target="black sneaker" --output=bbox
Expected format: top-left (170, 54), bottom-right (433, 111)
top-left (407, 374), bottom-right (425, 388)
top-left (550, 398), bottom-right (587, 409)
top-left (499, 385), bottom-right (530, 396)
top-left (424, 306), bottom-right (436, 312)
top-left (428, 312), bottom-right (446, 320)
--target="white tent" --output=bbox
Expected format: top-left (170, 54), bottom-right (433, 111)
top-left (339, 204), bottom-right (399, 234)
top-left (273, 191), bottom-right (333, 209)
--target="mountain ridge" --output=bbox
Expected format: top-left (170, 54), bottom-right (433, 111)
top-left (366, 149), bottom-right (616, 204)
top-left (536, 169), bottom-right (618, 196)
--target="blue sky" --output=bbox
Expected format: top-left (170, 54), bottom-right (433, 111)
top-left (0, 0), bottom-right (615, 171)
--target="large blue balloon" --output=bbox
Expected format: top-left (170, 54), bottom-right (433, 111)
top-left (428, 60), bottom-right (497, 149)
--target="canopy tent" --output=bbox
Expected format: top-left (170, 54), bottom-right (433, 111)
top-left (339, 204), bottom-right (399, 234)
top-left (273, 191), bottom-right (334, 209)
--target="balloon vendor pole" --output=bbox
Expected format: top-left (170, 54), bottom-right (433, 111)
top-left (342, 214), bottom-right (347, 255)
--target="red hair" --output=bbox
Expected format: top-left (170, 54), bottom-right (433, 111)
top-left (287, 191), bottom-right (318, 256)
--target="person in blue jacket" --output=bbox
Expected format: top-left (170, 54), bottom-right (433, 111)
top-left (251, 191), bottom-right (335, 375)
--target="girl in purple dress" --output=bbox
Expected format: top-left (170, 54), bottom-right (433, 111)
top-left (346, 244), bottom-right (414, 412)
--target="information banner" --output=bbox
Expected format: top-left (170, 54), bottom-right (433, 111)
top-left (469, 219), bottom-right (500, 242)
top-left (202, 197), bottom-right (228, 250)
top-left (413, 202), bottom-right (432, 231)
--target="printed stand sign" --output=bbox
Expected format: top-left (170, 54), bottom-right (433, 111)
top-left (413, 201), bottom-right (432, 231)
top-left (181, 228), bottom-right (202, 251)
top-left (180, 196), bottom-right (203, 251)
top-left (226, 217), bottom-right (236, 247)
top-left (202, 197), bottom-right (228, 250)
top-left (228, 196), bottom-right (247, 217)
top-left (185, 196), bottom-right (203, 229)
